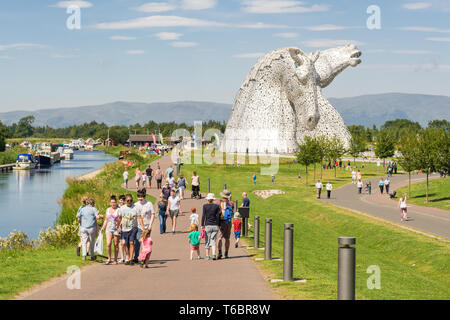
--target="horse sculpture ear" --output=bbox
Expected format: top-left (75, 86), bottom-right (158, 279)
top-left (310, 51), bottom-right (320, 63)
top-left (288, 48), bottom-right (304, 66)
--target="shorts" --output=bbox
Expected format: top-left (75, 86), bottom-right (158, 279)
top-left (204, 225), bottom-right (219, 249)
top-left (169, 209), bottom-right (179, 218)
top-left (120, 227), bottom-right (138, 244)
top-left (190, 244), bottom-right (199, 250)
top-left (106, 229), bottom-right (120, 236)
top-left (218, 221), bottom-right (232, 239)
top-left (234, 231), bottom-right (241, 239)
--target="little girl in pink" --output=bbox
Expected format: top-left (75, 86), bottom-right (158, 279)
top-left (138, 229), bottom-right (153, 268)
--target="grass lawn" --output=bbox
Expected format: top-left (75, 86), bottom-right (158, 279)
top-left (0, 247), bottom-right (92, 300)
top-left (180, 158), bottom-right (450, 300)
top-left (395, 177), bottom-right (450, 211)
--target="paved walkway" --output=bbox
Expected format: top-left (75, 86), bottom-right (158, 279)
top-left (320, 173), bottom-right (450, 239)
top-left (18, 154), bottom-right (276, 300)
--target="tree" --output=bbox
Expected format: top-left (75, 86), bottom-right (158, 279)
top-left (296, 136), bottom-right (319, 185)
top-left (415, 128), bottom-right (441, 202)
top-left (374, 129), bottom-right (395, 166)
top-left (434, 128), bottom-right (450, 175)
top-left (0, 120), bottom-right (10, 152)
top-left (396, 130), bottom-right (418, 197)
top-left (14, 115), bottom-right (35, 138)
top-left (316, 135), bottom-right (328, 179)
top-left (348, 131), bottom-right (366, 165)
top-left (324, 135), bottom-right (346, 178)
top-left (428, 119), bottom-right (450, 129)
top-left (381, 119), bottom-right (422, 140)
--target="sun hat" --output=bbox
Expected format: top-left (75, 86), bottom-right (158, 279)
top-left (220, 189), bottom-right (232, 199)
top-left (234, 212), bottom-right (241, 219)
top-left (205, 193), bottom-right (216, 200)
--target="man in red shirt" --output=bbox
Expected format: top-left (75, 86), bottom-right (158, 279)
top-left (216, 189), bottom-right (234, 259)
top-left (232, 212), bottom-right (242, 248)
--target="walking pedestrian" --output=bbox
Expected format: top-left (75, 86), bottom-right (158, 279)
top-left (166, 165), bottom-right (174, 180)
top-left (135, 168), bottom-right (141, 189)
top-left (123, 168), bottom-right (129, 188)
top-left (138, 229), bottom-right (153, 268)
top-left (271, 174), bottom-right (275, 184)
top-left (134, 188), bottom-right (155, 263)
top-left (187, 224), bottom-right (201, 260)
top-left (168, 189), bottom-right (181, 233)
top-left (157, 195), bottom-right (168, 234)
top-left (76, 196), bottom-right (88, 257)
top-left (326, 182), bottom-right (332, 199)
top-left (357, 180), bottom-right (363, 194)
top-left (398, 194), bottom-right (408, 221)
top-left (155, 168), bottom-right (163, 189)
top-left (356, 170), bottom-right (362, 181)
top-left (201, 193), bottom-right (221, 260)
top-left (217, 189), bottom-right (234, 259)
top-left (351, 169), bottom-right (356, 184)
top-left (162, 182), bottom-right (171, 200)
top-left (384, 177), bottom-right (391, 194)
top-left (315, 180), bottom-right (323, 199)
top-left (77, 197), bottom-right (102, 261)
top-left (117, 194), bottom-right (138, 265)
top-left (298, 173), bottom-right (301, 181)
top-left (141, 173), bottom-right (147, 189)
top-left (189, 207), bottom-right (199, 226)
top-left (379, 178), bottom-right (384, 194)
top-left (145, 165), bottom-right (153, 188)
top-left (191, 171), bottom-right (200, 199)
top-left (232, 212), bottom-right (242, 248)
top-left (253, 173), bottom-right (256, 185)
top-left (100, 195), bottom-right (120, 265)
top-left (178, 173), bottom-right (186, 200)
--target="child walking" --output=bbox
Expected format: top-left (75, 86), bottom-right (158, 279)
top-left (189, 207), bottom-right (199, 226)
top-left (138, 229), bottom-right (153, 268)
top-left (188, 224), bottom-right (201, 260)
top-left (232, 212), bottom-right (242, 248)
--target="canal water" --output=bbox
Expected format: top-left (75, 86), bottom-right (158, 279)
top-left (0, 151), bottom-right (116, 239)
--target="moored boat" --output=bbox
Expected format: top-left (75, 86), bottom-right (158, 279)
top-left (13, 154), bottom-right (37, 170)
top-left (35, 150), bottom-right (53, 168)
top-left (63, 148), bottom-right (74, 160)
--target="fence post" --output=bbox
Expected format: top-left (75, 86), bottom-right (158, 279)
top-left (254, 216), bottom-right (260, 248)
top-left (283, 223), bottom-right (294, 281)
top-left (265, 218), bottom-right (272, 260)
top-left (338, 237), bottom-right (356, 300)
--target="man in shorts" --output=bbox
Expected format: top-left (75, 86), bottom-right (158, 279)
top-left (117, 194), bottom-right (138, 265)
top-left (216, 189), bottom-right (234, 259)
top-left (134, 188), bottom-right (155, 263)
top-left (168, 189), bottom-right (181, 234)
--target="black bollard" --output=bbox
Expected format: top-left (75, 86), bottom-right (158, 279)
top-left (234, 200), bottom-right (238, 212)
top-left (242, 217), bottom-right (247, 237)
top-left (283, 223), bottom-right (294, 281)
top-left (264, 219), bottom-right (272, 260)
top-left (254, 216), bottom-right (260, 248)
top-left (207, 178), bottom-right (210, 193)
top-left (223, 183), bottom-right (227, 190)
top-left (338, 237), bottom-right (356, 300)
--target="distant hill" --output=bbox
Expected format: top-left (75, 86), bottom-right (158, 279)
top-left (0, 93), bottom-right (449, 128)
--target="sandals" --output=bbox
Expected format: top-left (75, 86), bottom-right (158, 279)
top-left (105, 260), bottom-right (112, 265)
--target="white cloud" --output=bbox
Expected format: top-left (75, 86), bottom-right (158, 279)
top-left (304, 24), bottom-right (357, 31)
top-left (241, 0), bottom-right (329, 14)
top-left (170, 41), bottom-right (198, 47)
top-left (0, 43), bottom-right (46, 51)
top-left (402, 2), bottom-right (431, 10)
top-left (126, 50), bottom-right (145, 54)
top-left (393, 50), bottom-right (432, 54)
top-left (233, 52), bottom-right (265, 58)
top-left (301, 39), bottom-right (364, 48)
top-left (238, 22), bottom-right (289, 29)
top-left (426, 37), bottom-right (450, 42)
top-left (274, 32), bottom-right (298, 38)
top-left (181, 0), bottom-right (217, 10)
top-left (109, 36), bottom-right (137, 40)
top-left (133, 2), bottom-right (176, 13)
top-left (154, 32), bottom-right (183, 40)
top-left (94, 15), bottom-right (226, 29)
top-left (51, 1), bottom-right (93, 8)
top-left (399, 26), bottom-right (450, 33)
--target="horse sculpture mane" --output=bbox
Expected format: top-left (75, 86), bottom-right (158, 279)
top-left (221, 44), bottom-right (362, 154)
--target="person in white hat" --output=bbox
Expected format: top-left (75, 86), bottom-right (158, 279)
top-left (201, 193), bottom-right (221, 260)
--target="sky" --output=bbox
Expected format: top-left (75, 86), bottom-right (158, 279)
top-left (0, 0), bottom-right (449, 112)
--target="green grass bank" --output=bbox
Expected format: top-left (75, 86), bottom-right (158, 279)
top-left (395, 177), bottom-right (449, 211)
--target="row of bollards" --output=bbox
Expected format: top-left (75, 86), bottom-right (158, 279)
top-left (252, 216), bottom-right (356, 300)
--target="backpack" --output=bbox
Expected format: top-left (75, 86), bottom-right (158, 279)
top-left (219, 201), bottom-right (233, 223)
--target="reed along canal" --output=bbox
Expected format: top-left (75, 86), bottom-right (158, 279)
top-left (0, 150), bottom-right (116, 239)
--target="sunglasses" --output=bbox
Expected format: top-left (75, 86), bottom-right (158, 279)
top-left (126, 199), bottom-right (133, 202)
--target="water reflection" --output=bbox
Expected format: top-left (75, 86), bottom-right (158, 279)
top-left (0, 151), bottom-right (116, 238)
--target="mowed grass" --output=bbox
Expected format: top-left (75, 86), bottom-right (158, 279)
top-left (0, 247), bottom-right (92, 300)
top-left (180, 159), bottom-right (450, 300)
top-left (396, 177), bottom-right (450, 211)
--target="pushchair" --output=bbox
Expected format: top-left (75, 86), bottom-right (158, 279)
top-left (389, 190), bottom-right (397, 199)
top-left (191, 185), bottom-right (201, 199)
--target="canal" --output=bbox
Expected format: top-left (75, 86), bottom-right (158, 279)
top-left (0, 150), bottom-right (116, 239)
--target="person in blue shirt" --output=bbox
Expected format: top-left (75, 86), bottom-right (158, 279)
top-left (76, 197), bottom-right (102, 261)
top-left (252, 173), bottom-right (256, 185)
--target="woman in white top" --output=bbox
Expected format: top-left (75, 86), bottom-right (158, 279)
top-left (398, 194), bottom-right (408, 221)
top-left (100, 195), bottom-right (120, 264)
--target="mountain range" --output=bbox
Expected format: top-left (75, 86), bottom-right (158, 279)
top-left (0, 93), bottom-right (449, 128)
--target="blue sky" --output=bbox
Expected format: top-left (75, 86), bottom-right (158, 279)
top-left (0, 0), bottom-right (449, 112)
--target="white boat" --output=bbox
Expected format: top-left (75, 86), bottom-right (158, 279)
top-left (63, 148), bottom-right (74, 160)
top-left (13, 154), bottom-right (37, 170)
